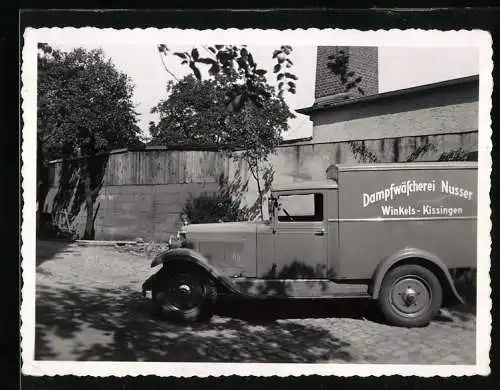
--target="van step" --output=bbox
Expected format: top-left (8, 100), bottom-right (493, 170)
top-left (232, 278), bottom-right (370, 299)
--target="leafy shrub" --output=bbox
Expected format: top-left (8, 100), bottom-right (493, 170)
top-left (182, 191), bottom-right (249, 224)
top-left (181, 174), bottom-right (250, 224)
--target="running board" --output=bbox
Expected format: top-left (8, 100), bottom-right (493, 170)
top-left (231, 278), bottom-right (371, 299)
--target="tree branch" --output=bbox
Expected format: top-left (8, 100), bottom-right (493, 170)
top-left (202, 45), bottom-right (218, 59)
top-left (158, 50), bottom-right (180, 82)
top-left (248, 162), bottom-right (264, 220)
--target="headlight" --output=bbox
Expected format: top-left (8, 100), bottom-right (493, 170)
top-left (168, 231), bottom-right (186, 248)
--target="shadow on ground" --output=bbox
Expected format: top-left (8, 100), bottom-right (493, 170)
top-left (35, 285), bottom-right (357, 362)
top-left (36, 239), bottom-right (77, 266)
top-left (214, 297), bottom-right (385, 324)
top-left (433, 281), bottom-right (477, 324)
top-left (35, 278), bottom-right (476, 362)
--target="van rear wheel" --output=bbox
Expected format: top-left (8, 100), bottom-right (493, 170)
top-left (379, 264), bottom-right (442, 328)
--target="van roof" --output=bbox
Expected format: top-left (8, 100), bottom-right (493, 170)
top-left (334, 161), bottom-right (478, 172)
top-left (271, 162), bottom-right (478, 192)
top-left (272, 180), bottom-right (338, 192)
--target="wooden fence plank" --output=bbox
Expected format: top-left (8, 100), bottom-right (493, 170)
top-left (49, 149), bottom-right (232, 188)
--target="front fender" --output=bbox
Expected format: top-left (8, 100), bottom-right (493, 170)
top-left (149, 248), bottom-right (242, 295)
top-left (151, 248), bottom-right (205, 268)
top-left (371, 247), bottom-right (465, 304)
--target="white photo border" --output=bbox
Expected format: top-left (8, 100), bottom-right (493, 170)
top-left (21, 27), bottom-right (493, 377)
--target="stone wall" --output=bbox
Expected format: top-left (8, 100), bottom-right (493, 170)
top-left (91, 182), bottom-right (220, 241)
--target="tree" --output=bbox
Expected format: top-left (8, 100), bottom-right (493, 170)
top-left (152, 45), bottom-right (299, 219)
top-left (150, 75), bottom-right (294, 219)
top-left (37, 43), bottom-right (143, 238)
top-left (157, 44), bottom-right (297, 112)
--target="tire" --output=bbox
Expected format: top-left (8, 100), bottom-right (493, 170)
top-left (378, 264), bottom-right (442, 328)
top-left (152, 267), bottom-right (217, 323)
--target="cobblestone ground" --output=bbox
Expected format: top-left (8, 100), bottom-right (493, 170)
top-left (34, 240), bottom-right (476, 364)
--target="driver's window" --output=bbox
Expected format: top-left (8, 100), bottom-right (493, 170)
top-left (277, 193), bottom-right (324, 222)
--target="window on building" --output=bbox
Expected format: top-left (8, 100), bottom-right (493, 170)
top-left (277, 193), bottom-right (324, 222)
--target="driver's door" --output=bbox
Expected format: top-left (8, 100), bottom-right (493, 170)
top-left (261, 192), bottom-right (328, 279)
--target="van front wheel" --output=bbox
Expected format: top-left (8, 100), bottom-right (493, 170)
top-left (379, 264), bottom-right (442, 328)
top-left (152, 269), bottom-right (217, 323)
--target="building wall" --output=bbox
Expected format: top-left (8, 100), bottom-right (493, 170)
top-left (273, 132), bottom-right (478, 181)
top-left (312, 78), bottom-right (478, 143)
top-left (315, 46), bottom-right (379, 99)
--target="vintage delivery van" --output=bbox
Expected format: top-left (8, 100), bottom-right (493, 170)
top-left (142, 161), bottom-right (477, 327)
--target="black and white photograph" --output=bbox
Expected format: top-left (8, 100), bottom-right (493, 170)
top-left (21, 27), bottom-right (492, 377)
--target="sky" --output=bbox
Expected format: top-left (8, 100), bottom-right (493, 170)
top-left (52, 43), bottom-right (479, 141)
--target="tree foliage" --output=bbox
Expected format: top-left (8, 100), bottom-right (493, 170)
top-left (37, 43), bottom-right (143, 239)
top-left (181, 174), bottom-right (250, 224)
top-left (37, 43), bottom-right (143, 161)
top-left (182, 191), bottom-right (248, 224)
top-left (157, 44), bottom-right (297, 113)
top-left (153, 44), bottom-right (298, 219)
top-left (150, 71), bottom-right (294, 219)
top-left (150, 74), bottom-right (293, 149)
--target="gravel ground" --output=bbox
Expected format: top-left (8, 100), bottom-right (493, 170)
top-left (34, 240), bottom-right (476, 364)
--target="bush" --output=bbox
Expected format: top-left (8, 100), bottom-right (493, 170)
top-left (182, 188), bottom-right (249, 224)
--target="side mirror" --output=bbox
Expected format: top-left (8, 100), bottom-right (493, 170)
top-left (268, 196), bottom-right (279, 214)
top-left (268, 196), bottom-right (278, 233)
top-left (268, 199), bottom-right (274, 219)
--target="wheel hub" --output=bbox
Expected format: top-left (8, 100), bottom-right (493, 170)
top-left (163, 273), bottom-right (204, 310)
top-left (178, 284), bottom-right (192, 295)
top-left (402, 287), bottom-right (418, 305)
top-left (391, 276), bottom-right (431, 317)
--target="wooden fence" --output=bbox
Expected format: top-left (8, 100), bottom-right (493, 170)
top-left (45, 147), bottom-right (230, 241)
